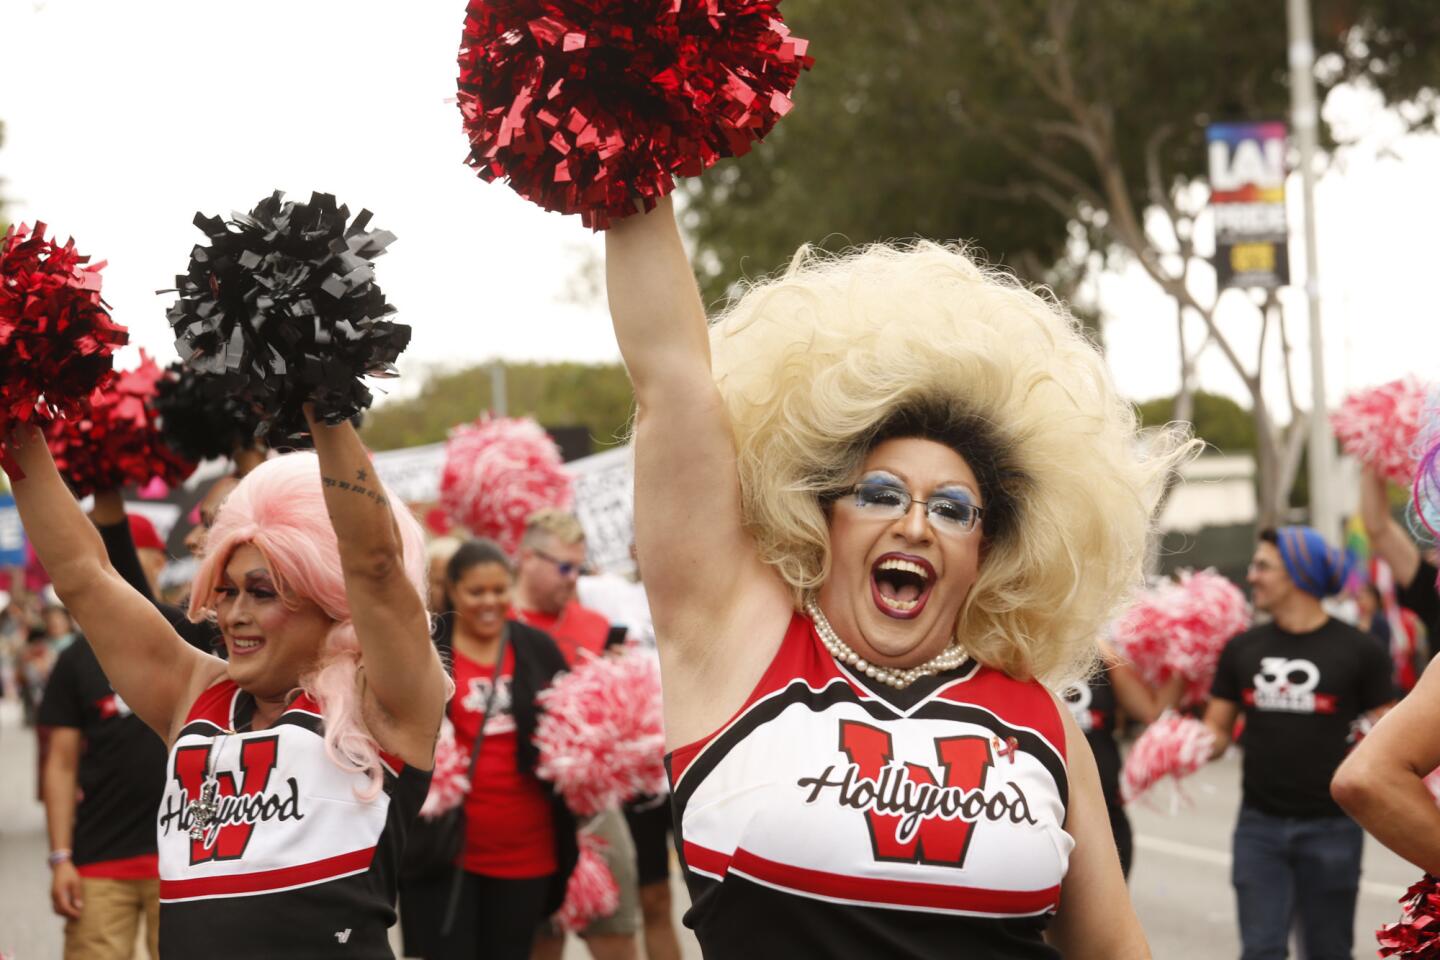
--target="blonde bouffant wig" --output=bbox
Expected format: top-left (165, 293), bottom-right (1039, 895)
top-left (708, 241), bottom-right (1195, 686)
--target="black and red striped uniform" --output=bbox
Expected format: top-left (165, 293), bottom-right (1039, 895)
top-left (668, 614), bottom-right (1072, 959)
top-left (156, 680), bottom-right (428, 958)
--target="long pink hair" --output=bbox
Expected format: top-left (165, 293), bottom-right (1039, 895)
top-left (187, 452), bottom-right (431, 798)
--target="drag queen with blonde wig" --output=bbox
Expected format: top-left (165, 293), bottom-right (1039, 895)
top-left (606, 197), bottom-right (1191, 960)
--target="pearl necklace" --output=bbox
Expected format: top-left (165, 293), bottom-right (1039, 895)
top-left (805, 599), bottom-right (969, 689)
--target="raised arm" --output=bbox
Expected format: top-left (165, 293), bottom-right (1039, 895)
top-left (605, 197), bottom-right (789, 646)
top-left (1360, 466), bottom-right (1421, 586)
top-left (304, 410), bottom-right (445, 768)
top-left (3, 426), bottom-right (219, 739)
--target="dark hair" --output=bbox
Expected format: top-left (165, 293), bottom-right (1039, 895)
top-left (860, 402), bottom-right (1026, 542)
top-left (447, 538), bottom-right (513, 583)
top-left (1258, 527), bottom-right (1279, 546)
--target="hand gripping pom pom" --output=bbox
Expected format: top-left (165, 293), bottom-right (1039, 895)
top-left (1121, 712), bottom-right (1215, 805)
top-left (420, 719), bottom-right (470, 820)
top-left (439, 416), bottom-right (573, 554)
top-left (1332, 378), bottom-right (1430, 486)
top-left (152, 361), bottom-right (265, 463)
top-left (163, 191), bottom-right (410, 444)
top-left (535, 649), bottom-right (666, 817)
top-left (1110, 569), bottom-right (1251, 708)
top-left (0, 223), bottom-right (127, 433)
top-left (554, 832), bottom-right (619, 933)
top-left (1379, 874), bottom-right (1440, 958)
top-left (45, 352), bottom-right (196, 499)
top-left (457, 0), bottom-right (814, 229)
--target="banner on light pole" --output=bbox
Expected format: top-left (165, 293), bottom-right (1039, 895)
top-left (1207, 121), bottom-right (1289, 290)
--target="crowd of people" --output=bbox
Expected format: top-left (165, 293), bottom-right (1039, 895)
top-left (6, 8), bottom-right (1440, 960)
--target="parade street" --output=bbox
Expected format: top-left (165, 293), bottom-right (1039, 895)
top-left (0, 697), bottom-right (1418, 959)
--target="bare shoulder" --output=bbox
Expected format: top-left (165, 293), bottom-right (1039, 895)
top-left (165, 659), bottom-right (232, 746)
top-left (655, 569), bottom-right (796, 749)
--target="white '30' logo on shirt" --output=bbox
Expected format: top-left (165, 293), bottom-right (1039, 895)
top-left (1253, 657), bottom-right (1320, 695)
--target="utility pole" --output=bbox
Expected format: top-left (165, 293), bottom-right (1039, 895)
top-left (1287, 0), bottom-right (1337, 542)
top-left (489, 359), bottom-right (507, 417)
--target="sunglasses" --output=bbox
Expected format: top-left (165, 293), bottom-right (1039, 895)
top-left (532, 547), bottom-right (592, 578)
top-left (844, 481), bottom-right (985, 534)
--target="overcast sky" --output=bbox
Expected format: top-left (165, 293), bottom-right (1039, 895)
top-left (2, 0), bottom-right (1436, 420)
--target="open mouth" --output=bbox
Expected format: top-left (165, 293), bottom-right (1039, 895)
top-left (870, 553), bottom-right (935, 620)
top-left (230, 636), bottom-right (266, 656)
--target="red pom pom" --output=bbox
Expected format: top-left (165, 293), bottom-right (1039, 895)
top-left (420, 719), bottom-right (471, 820)
top-left (45, 351), bottom-right (196, 499)
top-left (0, 223), bottom-right (127, 431)
top-left (1379, 874), bottom-right (1440, 958)
top-left (1121, 712), bottom-right (1215, 805)
top-left (439, 416), bottom-right (573, 554)
top-left (1332, 378), bottom-right (1430, 485)
top-left (1111, 569), bottom-right (1250, 708)
top-left (553, 832), bottom-right (620, 933)
top-left (457, 0), bottom-right (813, 229)
top-left (535, 649), bottom-right (666, 817)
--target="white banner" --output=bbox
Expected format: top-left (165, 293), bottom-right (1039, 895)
top-left (373, 441), bottom-right (636, 576)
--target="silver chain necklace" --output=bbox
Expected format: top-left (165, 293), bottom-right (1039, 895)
top-left (186, 714), bottom-right (253, 841)
top-left (805, 599), bottom-right (969, 689)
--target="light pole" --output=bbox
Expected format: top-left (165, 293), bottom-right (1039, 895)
top-left (1287, 0), bottom-right (1337, 541)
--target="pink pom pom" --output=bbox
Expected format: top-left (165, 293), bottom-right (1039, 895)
top-left (420, 720), bottom-right (471, 819)
top-left (1332, 378), bottom-right (1430, 485)
top-left (553, 832), bottom-right (619, 933)
top-left (535, 649), bottom-right (666, 817)
top-left (1122, 712), bottom-right (1215, 804)
top-left (1111, 569), bottom-right (1250, 707)
top-left (439, 416), bottom-right (573, 554)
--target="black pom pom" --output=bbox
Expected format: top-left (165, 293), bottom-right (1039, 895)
top-left (151, 361), bottom-right (264, 463)
top-left (163, 191), bottom-right (409, 443)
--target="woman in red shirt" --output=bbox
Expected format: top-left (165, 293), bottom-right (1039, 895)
top-left (437, 539), bottom-right (576, 960)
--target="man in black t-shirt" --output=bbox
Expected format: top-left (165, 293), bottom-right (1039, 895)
top-left (39, 635), bottom-right (167, 959)
top-left (1203, 527), bottom-right (1394, 960)
top-left (1360, 465), bottom-right (1440, 657)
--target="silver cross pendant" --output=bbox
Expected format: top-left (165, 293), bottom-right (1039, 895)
top-left (187, 779), bottom-right (219, 841)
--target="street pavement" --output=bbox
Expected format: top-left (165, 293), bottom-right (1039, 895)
top-left (0, 697), bottom-right (1418, 958)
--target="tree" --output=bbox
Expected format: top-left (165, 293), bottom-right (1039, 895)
top-left (1137, 391), bottom-right (1257, 456)
top-left (682, 0), bottom-right (1439, 526)
top-left (360, 361), bottom-right (634, 453)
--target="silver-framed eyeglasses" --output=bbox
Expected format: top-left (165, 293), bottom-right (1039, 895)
top-left (844, 481), bottom-right (985, 534)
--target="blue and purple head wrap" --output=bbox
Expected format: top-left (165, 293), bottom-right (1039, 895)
top-left (1273, 525), bottom-right (1353, 599)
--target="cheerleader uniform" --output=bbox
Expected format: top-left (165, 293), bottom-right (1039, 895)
top-left (668, 614), bottom-right (1072, 959)
top-left (155, 680), bottom-right (429, 958)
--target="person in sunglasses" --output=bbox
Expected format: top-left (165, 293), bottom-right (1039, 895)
top-left (514, 509), bottom-right (642, 960)
top-left (602, 196), bottom-right (1193, 960)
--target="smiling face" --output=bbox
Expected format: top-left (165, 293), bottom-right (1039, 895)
top-left (215, 543), bottom-right (333, 699)
top-left (1247, 540), bottom-right (1295, 614)
top-left (817, 437), bottom-right (986, 668)
top-left (450, 560), bottom-right (512, 642)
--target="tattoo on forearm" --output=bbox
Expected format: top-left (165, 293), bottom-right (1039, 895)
top-left (321, 470), bottom-right (388, 507)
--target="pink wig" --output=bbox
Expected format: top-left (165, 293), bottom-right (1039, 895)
top-left (187, 452), bottom-right (431, 798)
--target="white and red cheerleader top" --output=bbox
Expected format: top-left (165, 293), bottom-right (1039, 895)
top-left (156, 679), bottom-right (429, 959)
top-left (668, 614), bottom-right (1073, 959)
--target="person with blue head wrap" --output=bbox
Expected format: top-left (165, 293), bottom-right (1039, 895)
top-left (1192, 526), bottom-right (1394, 959)
top-left (1272, 525), bottom-right (1354, 599)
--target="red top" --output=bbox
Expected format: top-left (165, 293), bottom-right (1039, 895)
top-left (451, 645), bottom-right (556, 878)
top-left (515, 601), bottom-right (611, 667)
top-left (78, 852), bottom-right (159, 880)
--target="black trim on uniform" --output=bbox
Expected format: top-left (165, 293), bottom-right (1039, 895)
top-left (669, 677), bottom-right (1068, 827)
